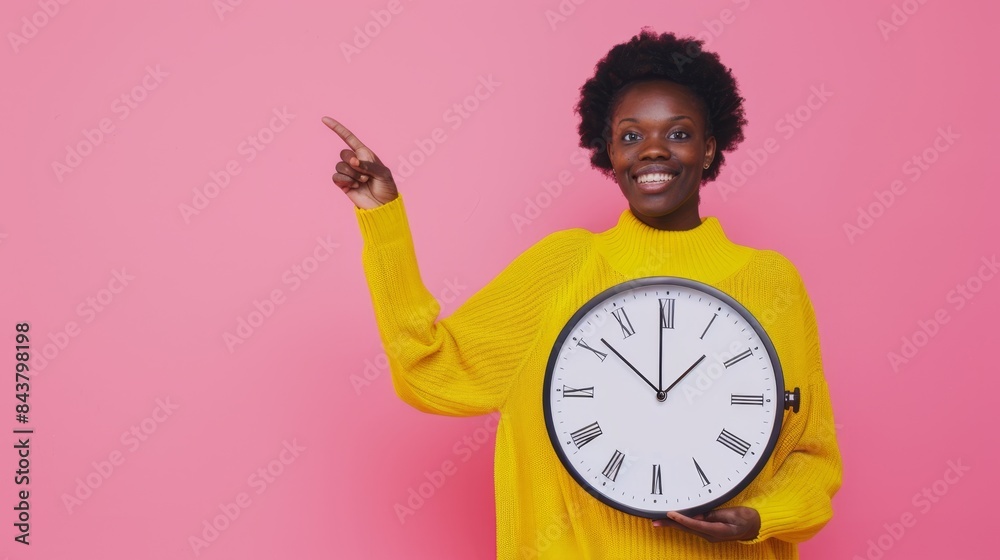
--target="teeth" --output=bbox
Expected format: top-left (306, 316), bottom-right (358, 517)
top-left (637, 172), bottom-right (675, 184)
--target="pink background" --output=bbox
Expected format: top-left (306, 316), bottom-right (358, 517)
top-left (2, 0), bottom-right (998, 558)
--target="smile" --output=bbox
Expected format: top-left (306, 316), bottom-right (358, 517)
top-left (634, 172), bottom-right (676, 192)
top-left (636, 172), bottom-right (676, 184)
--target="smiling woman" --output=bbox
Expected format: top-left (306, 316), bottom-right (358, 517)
top-left (326, 27), bottom-right (841, 560)
top-left (606, 79), bottom-right (717, 230)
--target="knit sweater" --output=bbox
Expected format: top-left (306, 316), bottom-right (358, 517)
top-left (355, 193), bottom-right (842, 559)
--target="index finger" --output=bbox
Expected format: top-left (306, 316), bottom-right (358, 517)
top-left (322, 116), bottom-right (367, 152)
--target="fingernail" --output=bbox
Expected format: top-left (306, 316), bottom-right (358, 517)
top-left (351, 157), bottom-right (359, 166)
top-left (360, 175), bottom-right (368, 181)
top-left (652, 520), bottom-right (662, 527)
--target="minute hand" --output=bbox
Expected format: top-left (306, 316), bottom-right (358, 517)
top-left (600, 338), bottom-right (659, 393)
top-left (663, 354), bottom-right (707, 395)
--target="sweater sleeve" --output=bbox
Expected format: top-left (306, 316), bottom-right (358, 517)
top-left (736, 271), bottom-right (843, 545)
top-left (354, 194), bottom-right (563, 417)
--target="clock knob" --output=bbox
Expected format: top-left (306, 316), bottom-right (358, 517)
top-left (784, 387), bottom-right (801, 413)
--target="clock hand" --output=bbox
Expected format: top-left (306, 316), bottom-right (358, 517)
top-left (662, 354), bottom-right (706, 395)
top-left (658, 307), bottom-right (664, 391)
top-left (600, 338), bottom-right (660, 394)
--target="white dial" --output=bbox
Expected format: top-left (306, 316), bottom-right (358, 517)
top-left (543, 277), bottom-right (786, 517)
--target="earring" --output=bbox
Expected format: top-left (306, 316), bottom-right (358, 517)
top-left (703, 162), bottom-right (711, 169)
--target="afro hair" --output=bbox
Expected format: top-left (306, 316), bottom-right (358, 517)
top-left (574, 28), bottom-right (748, 183)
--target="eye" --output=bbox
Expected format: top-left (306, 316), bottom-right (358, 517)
top-left (622, 131), bottom-right (640, 142)
top-left (669, 130), bottom-right (691, 140)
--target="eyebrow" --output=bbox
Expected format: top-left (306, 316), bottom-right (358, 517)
top-left (617, 115), bottom-right (694, 127)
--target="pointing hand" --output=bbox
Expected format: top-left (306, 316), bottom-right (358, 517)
top-left (322, 116), bottom-right (398, 209)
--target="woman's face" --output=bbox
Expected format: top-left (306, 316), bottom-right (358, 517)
top-left (606, 79), bottom-right (716, 231)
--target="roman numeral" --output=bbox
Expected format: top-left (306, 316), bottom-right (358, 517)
top-left (577, 339), bottom-right (608, 362)
top-left (693, 457), bottom-right (710, 487)
top-left (717, 429), bottom-right (751, 457)
top-left (612, 307), bottom-right (636, 338)
top-left (562, 385), bottom-right (594, 398)
top-left (731, 394), bottom-right (764, 406)
top-left (570, 422), bottom-right (602, 449)
top-left (659, 298), bottom-right (675, 329)
top-left (700, 313), bottom-right (717, 340)
top-left (723, 348), bottom-right (753, 369)
top-left (602, 450), bottom-right (625, 481)
top-left (651, 464), bottom-right (662, 495)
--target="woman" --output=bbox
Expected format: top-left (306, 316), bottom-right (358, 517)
top-left (324, 28), bottom-right (842, 559)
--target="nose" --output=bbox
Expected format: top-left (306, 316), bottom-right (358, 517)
top-left (638, 135), bottom-right (671, 160)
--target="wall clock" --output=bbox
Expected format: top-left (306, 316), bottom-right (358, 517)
top-left (542, 276), bottom-right (800, 517)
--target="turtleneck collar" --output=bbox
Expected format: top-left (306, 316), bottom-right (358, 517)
top-left (593, 209), bottom-right (755, 284)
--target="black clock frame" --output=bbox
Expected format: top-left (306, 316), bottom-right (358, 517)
top-left (542, 276), bottom-right (786, 519)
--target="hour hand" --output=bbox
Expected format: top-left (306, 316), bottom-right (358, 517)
top-left (600, 338), bottom-right (660, 394)
top-left (663, 354), bottom-right (707, 395)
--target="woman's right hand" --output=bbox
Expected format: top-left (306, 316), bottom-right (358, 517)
top-left (322, 116), bottom-right (398, 210)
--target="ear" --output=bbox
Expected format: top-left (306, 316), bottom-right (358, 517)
top-left (704, 136), bottom-right (717, 168)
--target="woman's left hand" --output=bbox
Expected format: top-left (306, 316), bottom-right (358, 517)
top-left (652, 506), bottom-right (761, 543)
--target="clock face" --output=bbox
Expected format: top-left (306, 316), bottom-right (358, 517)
top-left (542, 276), bottom-right (784, 517)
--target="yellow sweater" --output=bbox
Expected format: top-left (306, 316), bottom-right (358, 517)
top-left (355, 194), bottom-right (842, 559)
